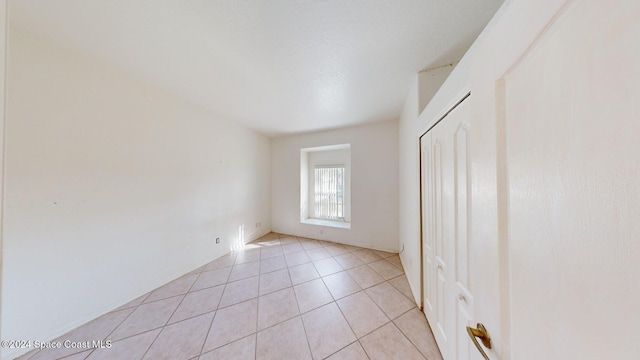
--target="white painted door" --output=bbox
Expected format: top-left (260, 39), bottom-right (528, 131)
top-left (421, 97), bottom-right (476, 360)
top-left (421, 120), bottom-right (449, 357)
top-left (500, 1), bottom-right (640, 358)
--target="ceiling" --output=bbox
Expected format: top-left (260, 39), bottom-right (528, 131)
top-left (10, 0), bottom-right (504, 136)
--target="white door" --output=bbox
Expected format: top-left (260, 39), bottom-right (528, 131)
top-left (500, 1), bottom-right (640, 358)
top-left (421, 96), bottom-right (477, 360)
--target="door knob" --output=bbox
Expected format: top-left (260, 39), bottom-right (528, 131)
top-left (467, 323), bottom-right (492, 360)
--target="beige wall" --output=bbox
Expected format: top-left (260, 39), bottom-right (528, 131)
top-left (1, 27), bottom-right (271, 359)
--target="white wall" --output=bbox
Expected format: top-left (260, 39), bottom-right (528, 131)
top-left (417, 65), bottom-right (456, 115)
top-left (398, 66), bottom-right (454, 304)
top-left (1, 27), bottom-right (271, 359)
top-left (272, 121), bottom-right (398, 252)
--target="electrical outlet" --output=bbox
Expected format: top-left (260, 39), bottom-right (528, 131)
top-left (215, 237), bottom-right (220, 244)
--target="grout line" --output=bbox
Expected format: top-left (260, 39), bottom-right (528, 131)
top-left (358, 340), bottom-right (373, 360)
top-left (298, 303), bottom-right (315, 359)
top-left (394, 305), bottom-right (442, 359)
top-left (322, 340), bottom-right (358, 359)
top-left (254, 304), bottom-right (259, 358)
top-left (31, 300), bottom-right (145, 360)
top-left (104, 324), bottom-right (172, 344)
top-left (103, 298), bottom-right (144, 340)
top-left (194, 262), bottom-right (231, 358)
top-left (139, 269), bottom-right (203, 359)
top-left (197, 298), bottom-right (259, 353)
top-left (198, 307), bottom-right (218, 357)
top-left (254, 298), bottom-right (299, 333)
top-left (334, 292), bottom-right (360, 342)
top-left (55, 349), bottom-right (92, 360)
top-left (359, 337), bottom-right (375, 359)
top-left (386, 274), bottom-right (418, 304)
top-left (388, 321), bottom-right (427, 359)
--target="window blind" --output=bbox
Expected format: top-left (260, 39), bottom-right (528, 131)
top-left (314, 166), bottom-right (345, 220)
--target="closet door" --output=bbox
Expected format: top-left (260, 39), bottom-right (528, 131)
top-left (421, 130), bottom-right (443, 349)
top-left (421, 96), bottom-right (473, 359)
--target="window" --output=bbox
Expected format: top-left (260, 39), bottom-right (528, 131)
top-left (300, 144), bottom-right (351, 229)
top-left (314, 166), bottom-right (345, 220)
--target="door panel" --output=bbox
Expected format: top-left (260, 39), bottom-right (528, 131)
top-left (423, 131), bottom-right (447, 350)
top-left (503, 1), bottom-right (640, 358)
top-left (421, 97), bottom-right (472, 359)
top-left (454, 123), bottom-right (470, 290)
top-left (422, 133), bottom-right (436, 317)
top-left (453, 120), bottom-right (477, 360)
top-left (433, 139), bottom-right (448, 345)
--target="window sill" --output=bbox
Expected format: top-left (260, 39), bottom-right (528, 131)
top-left (301, 218), bottom-right (351, 229)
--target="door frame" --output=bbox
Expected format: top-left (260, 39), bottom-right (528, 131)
top-left (419, 86), bottom-right (472, 310)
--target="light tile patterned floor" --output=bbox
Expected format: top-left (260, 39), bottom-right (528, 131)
top-left (18, 233), bottom-right (443, 360)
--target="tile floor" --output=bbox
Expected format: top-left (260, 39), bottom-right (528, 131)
top-left (17, 233), bottom-right (443, 360)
